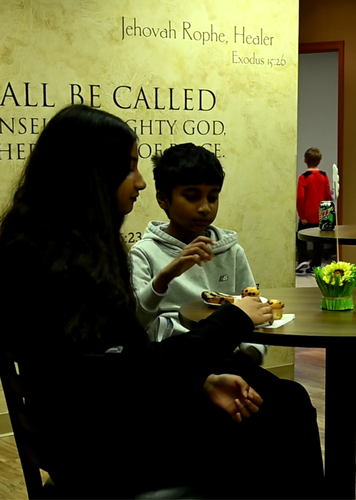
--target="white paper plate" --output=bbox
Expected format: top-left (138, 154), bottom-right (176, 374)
top-left (203, 295), bottom-right (268, 308)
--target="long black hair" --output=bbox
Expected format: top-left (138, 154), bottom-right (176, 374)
top-left (0, 104), bottom-right (138, 349)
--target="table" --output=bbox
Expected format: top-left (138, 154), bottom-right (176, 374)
top-left (298, 224), bottom-right (356, 245)
top-left (180, 287), bottom-right (356, 499)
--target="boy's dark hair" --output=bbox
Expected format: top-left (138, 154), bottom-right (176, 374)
top-left (152, 143), bottom-right (225, 199)
top-left (304, 147), bottom-right (322, 167)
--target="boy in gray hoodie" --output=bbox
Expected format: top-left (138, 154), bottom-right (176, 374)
top-left (129, 143), bottom-right (267, 363)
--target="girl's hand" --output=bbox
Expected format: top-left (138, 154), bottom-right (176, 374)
top-left (234, 296), bottom-right (273, 326)
top-left (203, 374), bottom-right (263, 423)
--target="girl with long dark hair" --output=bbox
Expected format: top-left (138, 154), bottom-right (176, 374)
top-left (0, 105), bottom-right (324, 499)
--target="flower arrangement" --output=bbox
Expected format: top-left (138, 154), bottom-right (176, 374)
top-left (313, 261), bottom-right (356, 310)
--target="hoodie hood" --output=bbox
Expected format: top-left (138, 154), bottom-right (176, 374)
top-left (141, 220), bottom-right (238, 257)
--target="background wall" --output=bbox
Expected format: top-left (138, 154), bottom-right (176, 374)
top-left (0, 0), bottom-right (299, 430)
top-left (299, 0), bottom-right (356, 263)
top-left (0, 0), bottom-right (299, 288)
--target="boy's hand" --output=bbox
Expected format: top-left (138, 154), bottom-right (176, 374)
top-left (233, 296), bottom-right (273, 326)
top-left (203, 374), bottom-right (263, 423)
top-left (153, 236), bottom-right (215, 293)
top-left (301, 219), bottom-right (308, 225)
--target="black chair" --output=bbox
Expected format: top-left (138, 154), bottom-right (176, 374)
top-left (0, 348), bottom-right (210, 499)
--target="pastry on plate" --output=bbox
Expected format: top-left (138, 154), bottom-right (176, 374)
top-left (201, 290), bottom-right (235, 305)
top-left (241, 284), bottom-right (260, 298)
top-left (268, 299), bottom-right (284, 320)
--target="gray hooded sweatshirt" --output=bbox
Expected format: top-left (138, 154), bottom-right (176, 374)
top-left (129, 221), bottom-right (268, 360)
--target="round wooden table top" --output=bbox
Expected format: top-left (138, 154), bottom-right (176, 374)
top-left (298, 224), bottom-right (356, 245)
top-left (179, 287), bottom-right (356, 348)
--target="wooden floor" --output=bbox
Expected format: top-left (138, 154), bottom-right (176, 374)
top-left (295, 347), bottom-right (326, 459)
top-left (0, 346), bottom-right (327, 500)
top-left (0, 435), bottom-right (27, 499)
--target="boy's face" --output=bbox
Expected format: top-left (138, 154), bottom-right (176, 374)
top-left (157, 183), bottom-right (220, 242)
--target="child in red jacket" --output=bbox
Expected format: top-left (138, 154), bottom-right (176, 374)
top-left (296, 147), bottom-right (332, 275)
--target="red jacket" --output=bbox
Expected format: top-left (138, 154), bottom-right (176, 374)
top-left (297, 169), bottom-right (332, 224)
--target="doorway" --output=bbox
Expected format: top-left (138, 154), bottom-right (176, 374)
top-left (298, 41), bottom-right (344, 222)
top-left (296, 42), bottom-right (344, 267)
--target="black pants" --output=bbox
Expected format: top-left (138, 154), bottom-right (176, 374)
top-left (50, 352), bottom-right (325, 499)
top-left (296, 220), bottom-right (324, 268)
top-left (144, 351), bottom-right (325, 499)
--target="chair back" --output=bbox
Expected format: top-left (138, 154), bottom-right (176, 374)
top-left (0, 348), bottom-right (53, 499)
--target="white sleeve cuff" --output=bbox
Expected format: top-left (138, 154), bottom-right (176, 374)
top-left (150, 279), bottom-right (167, 297)
top-left (239, 342), bottom-right (269, 357)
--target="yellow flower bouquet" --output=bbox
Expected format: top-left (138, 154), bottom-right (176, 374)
top-left (313, 261), bottom-right (356, 310)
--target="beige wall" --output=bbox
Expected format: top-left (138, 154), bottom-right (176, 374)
top-left (0, 0), bottom-right (299, 426)
top-left (299, 0), bottom-right (356, 263)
